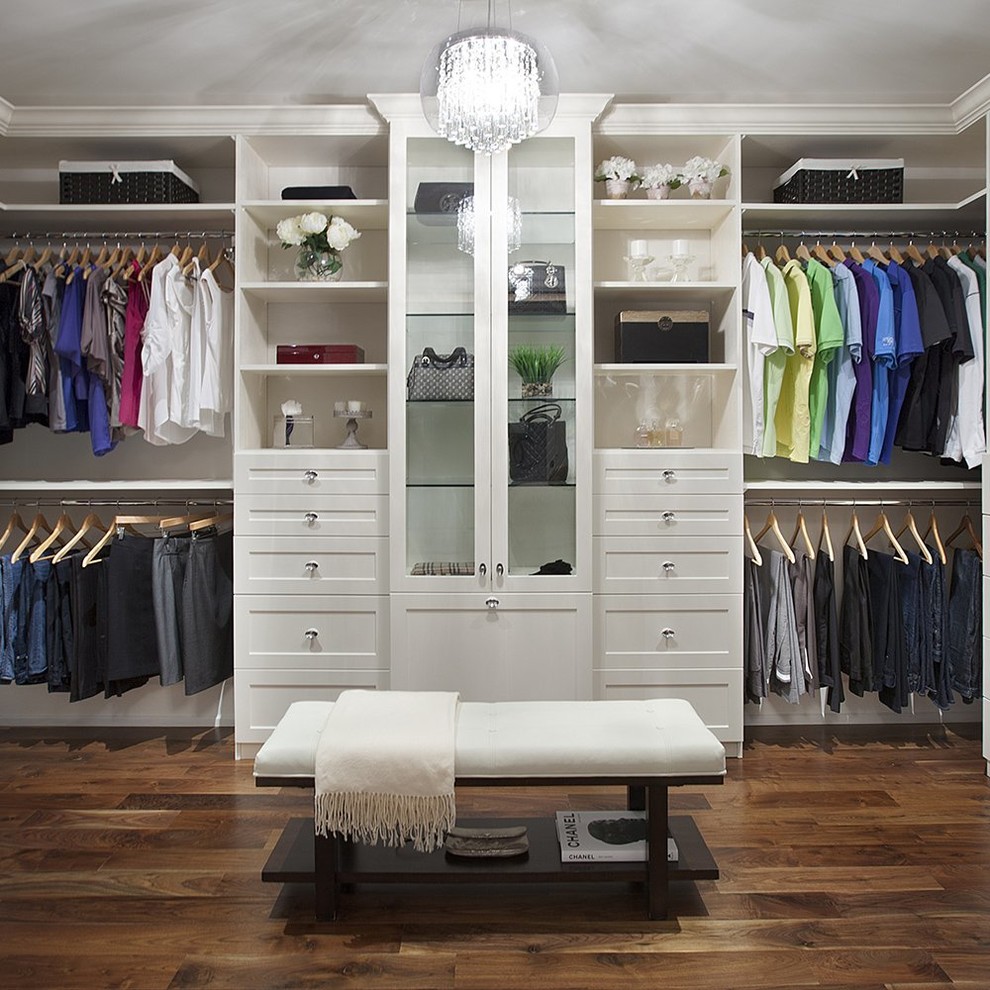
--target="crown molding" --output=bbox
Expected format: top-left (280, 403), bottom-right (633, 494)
top-left (952, 72), bottom-right (990, 131)
top-left (0, 97), bottom-right (13, 136)
top-left (4, 104), bottom-right (384, 138)
top-left (595, 102), bottom-right (959, 136)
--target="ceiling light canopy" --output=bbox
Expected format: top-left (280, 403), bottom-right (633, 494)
top-left (420, 7), bottom-right (558, 156)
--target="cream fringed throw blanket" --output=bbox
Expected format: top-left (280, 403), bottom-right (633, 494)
top-left (314, 690), bottom-right (459, 853)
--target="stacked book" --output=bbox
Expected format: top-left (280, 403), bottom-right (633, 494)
top-left (555, 810), bottom-right (678, 863)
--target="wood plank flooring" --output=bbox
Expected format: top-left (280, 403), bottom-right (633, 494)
top-left (0, 722), bottom-right (987, 989)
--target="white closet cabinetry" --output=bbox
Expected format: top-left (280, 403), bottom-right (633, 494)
top-left (232, 124), bottom-right (390, 753)
top-left (589, 127), bottom-right (745, 751)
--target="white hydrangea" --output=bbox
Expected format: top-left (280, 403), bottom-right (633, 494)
top-left (641, 163), bottom-right (681, 189)
top-left (595, 156), bottom-right (640, 182)
top-left (276, 217), bottom-right (305, 246)
top-left (281, 399), bottom-right (303, 416)
top-left (325, 216), bottom-right (361, 251)
top-left (682, 156), bottom-right (726, 184)
top-left (298, 212), bottom-right (329, 234)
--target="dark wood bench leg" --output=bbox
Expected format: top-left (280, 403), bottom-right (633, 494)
top-left (646, 784), bottom-right (669, 920)
top-left (627, 785), bottom-right (645, 810)
top-left (314, 831), bottom-right (339, 921)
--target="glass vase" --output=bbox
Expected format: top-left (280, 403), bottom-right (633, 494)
top-left (295, 247), bottom-right (343, 282)
top-left (521, 381), bottom-right (554, 398)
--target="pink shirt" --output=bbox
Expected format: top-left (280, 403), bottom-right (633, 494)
top-left (118, 260), bottom-right (149, 428)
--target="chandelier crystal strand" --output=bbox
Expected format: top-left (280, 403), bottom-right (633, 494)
top-left (436, 32), bottom-right (541, 155)
top-left (457, 195), bottom-right (522, 256)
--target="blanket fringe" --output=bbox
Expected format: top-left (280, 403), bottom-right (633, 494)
top-left (315, 790), bottom-right (456, 853)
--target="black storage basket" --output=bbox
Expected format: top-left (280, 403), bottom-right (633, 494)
top-left (773, 159), bottom-right (903, 205)
top-left (59, 161), bottom-right (200, 205)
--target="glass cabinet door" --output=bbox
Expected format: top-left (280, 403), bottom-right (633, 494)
top-left (494, 137), bottom-right (578, 585)
top-left (403, 139), bottom-right (488, 582)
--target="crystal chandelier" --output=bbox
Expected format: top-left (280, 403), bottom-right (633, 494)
top-left (457, 195), bottom-right (522, 256)
top-left (421, 4), bottom-right (558, 155)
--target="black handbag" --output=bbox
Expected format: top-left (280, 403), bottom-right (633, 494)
top-left (407, 346), bottom-right (475, 401)
top-left (413, 182), bottom-right (474, 224)
top-left (508, 260), bottom-right (566, 315)
top-left (508, 403), bottom-right (569, 484)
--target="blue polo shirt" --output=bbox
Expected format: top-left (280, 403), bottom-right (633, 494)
top-left (861, 260), bottom-right (896, 465)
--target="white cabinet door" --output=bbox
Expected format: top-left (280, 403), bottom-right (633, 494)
top-left (390, 592), bottom-right (592, 701)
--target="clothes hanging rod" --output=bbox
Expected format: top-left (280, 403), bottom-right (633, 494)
top-left (0, 497), bottom-right (232, 508)
top-left (1, 229), bottom-right (234, 241)
top-left (745, 497), bottom-right (978, 508)
top-left (742, 229), bottom-right (985, 240)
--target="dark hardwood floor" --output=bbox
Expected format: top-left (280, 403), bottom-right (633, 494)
top-left (0, 720), bottom-right (987, 989)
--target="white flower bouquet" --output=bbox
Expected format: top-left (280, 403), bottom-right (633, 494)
top-left (277, 211), bottom-right (361, 280)
top-left (594, 156), bottom-right (641, 184)
top-left (681, 156), bottom-right (729, 184)
top-left (640, 163), bottom-right (682, 190)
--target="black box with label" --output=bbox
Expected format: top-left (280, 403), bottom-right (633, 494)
top-left (614, 310), bottom-right (710, 363)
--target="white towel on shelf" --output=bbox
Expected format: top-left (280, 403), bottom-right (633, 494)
top-left (314, 690), bottom-right (458, 852)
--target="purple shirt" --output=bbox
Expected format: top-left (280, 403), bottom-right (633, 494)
top-left (842, 260), bottom-right (877, 462)
top-left (53, 268), bottom-right (89, 434)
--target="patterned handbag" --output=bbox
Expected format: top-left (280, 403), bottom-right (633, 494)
top-left (406, 346), bottom-right (475, 401)
top-left (508, 260), bottom-right (567, 315)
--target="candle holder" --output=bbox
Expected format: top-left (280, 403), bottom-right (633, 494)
top-left (667, 252), bottom-right (695, 283)
top-left (624, 253), bottom-right (654, 282)
top-left (333, 405), bottom-right (372, 449)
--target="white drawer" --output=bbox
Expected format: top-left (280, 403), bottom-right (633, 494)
top-left (593, 666), bottom-right (743, 743)
top-left (595, 536), bottom-right (741, 595)
top-left (234, 536), bottom-right (388, 595)
top-left (594, 493), bottom-right (741, 537)
top-left (234, 668), bottom-right (389, 745)
top-left (235, 450), bottom-right (387, 495)
top-left (234, 594), bottom-right (388, 670)
top-left (594, 449), bottom-right (742, 495)
top-left (235, 494), bottom-right (388, 537)
top-left (594, 593), bottom-right (741, 669)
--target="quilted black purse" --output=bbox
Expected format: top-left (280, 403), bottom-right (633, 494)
top-left (508, 403), bottom-right (569, 484)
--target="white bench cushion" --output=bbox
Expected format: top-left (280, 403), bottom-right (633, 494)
top-left (254, 698), bottom-right (726, 781)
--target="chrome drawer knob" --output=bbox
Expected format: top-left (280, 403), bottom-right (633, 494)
top-left (662, 470), bottom-right (676, 482)
top-left (304, 628), bottom-right (319, 640)
top-left (303, 470), bottom-right (318, 483)
top-left (662, 561), bottom-right (676, 573)
top-left (304, 560), bottom-right (319, 573)
top-left (486, 597), bottom-right (499, 610)
top-left (661, 627), bottom-right (676, 639)
top-left (478, 563), bottom-right (487, 576)
top-left (661, 511), bottom-right (675, 522)
top-left (496, 563), bottom-right (504, 577)
top-left (304, 512), bottom-right (319, 524)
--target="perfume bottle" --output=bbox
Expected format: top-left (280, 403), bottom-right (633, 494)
top-left (665, 417), bottom-right (684, 447)
top-left (635, 421), bottom-right (651, 447)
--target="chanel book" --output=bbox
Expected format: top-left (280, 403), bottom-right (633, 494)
top-left (555, 810), bottom-right (678, 863)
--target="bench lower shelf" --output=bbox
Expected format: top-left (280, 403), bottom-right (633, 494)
top-left (262, 814), bottom-right (718, 886)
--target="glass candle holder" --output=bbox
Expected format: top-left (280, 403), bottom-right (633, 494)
top-left (273, 415), bottom-right (315, 448)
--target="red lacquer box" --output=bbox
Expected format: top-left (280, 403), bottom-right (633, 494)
top-left (276, 344), bottom-right (365, 364)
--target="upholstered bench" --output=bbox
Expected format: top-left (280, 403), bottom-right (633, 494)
top-left (255, 698), bottom-right (726, 921)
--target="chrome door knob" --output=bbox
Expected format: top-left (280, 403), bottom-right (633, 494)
top-left (304, 512), bottom-right (319, 524)
top-left (303, 470), bottom-right (318, 482)
top-left (304, 560), bottom-right (319, 572)
top-left (662, 560), bottom-right (676, 572)
top-left (661, 627), bottom-right (676, 639)
top-left (478, 563), bottom-right (487, 576)
top-left (496, 563), bottom-right (504, 577)
top-left (661, 511), bottom-right (675, 522)
top-left (485, 597), bottom-right (499, 610)
top-left (662, 469), bottom-right (676, 482)
top-left (304, 628), bottom-right (319, 640)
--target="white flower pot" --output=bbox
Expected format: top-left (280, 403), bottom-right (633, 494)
top-left (688, 179), bottom-right (714, 200)
top-left (604, 179), bottom-right (632, 199)
top-left (645, 185), bottom-right (672, 200)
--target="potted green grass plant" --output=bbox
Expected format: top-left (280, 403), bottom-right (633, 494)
top-left (509, 344), bottom-right (566, 398)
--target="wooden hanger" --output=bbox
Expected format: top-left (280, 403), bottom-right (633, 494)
top-left (774, 243), bottom-right (791, 264)
top-left (10, 511), bottom-right (55, 563)
top-left (207, 244), bottom-right (235, 292)
top-left (862, 508), bottom-right (909, 565)
top-left (29, 511), bottom-right (74, 563)
top-left (894, 509), bottom-right (933, 565)
top-left (51, 511), bottom-right (104, 563)
top-left (790, 507), bottom-right (816, 560)
top-left (0, 508), bottom-right (30, 554)
top-left (905, 241), bottom-right (927, 266)
top-left (743, 514), bottom-right (763, 567)
top-left (794, 240), bottom-right (812, 263)
top-left (944, 512), bottom-right (983, 560)
top-left (82, 513), bottom-right (165, 568)
top-left (845, 508), bottom-right (868, 560)
top-left (182, 241), bottom-right (210, 277)
top-left (3, 242), bottom-right (22, 265)
top-left (866, 241), bottom-right (888, 264)
top-left (741, 241), bottom-right (750, 258)
top-left (0, 258), bottom-right (27, 283)
top-left (158, 510), bottom-right (212, 534)
top-left (922, 508), bottom-right (947, 566)
top-left (755, 242), bottom-right (767, 261)
top-left (753, 508), bottom-right (796, 564)
top-left (189, 511), bottom-right (233, 533)
top-left (812, 242), bottom-right (835, 268)
top-left (138, 243), bottom-right (164, 282)
top-left (848, 241), bottom-right (865, 264)
top-left (828, 240), bottom-right (847, 263)
top-left (887, 241), bottom-right (905, 264)
top-left (84, 243), bottom-right (110, 279)
top-left (32, 244), bottom-right (55, 272)
top-left (818, 506), bottom-right (834, 562)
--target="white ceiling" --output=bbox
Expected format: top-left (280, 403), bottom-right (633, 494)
top-left (0, 0), bottom-right (987, 109)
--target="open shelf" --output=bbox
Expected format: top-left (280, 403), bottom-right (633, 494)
top-left (240, 280), bottom-right (388, 302)
top-left (241, 199), bottom-right (388, 229)
top-left (241, 363), bottom-right (387, 376)
top-left (0, 201), bottom-right (235, 234)
top-left (594, 281), bottom-right (736, 302)
top-left (595, 363), bottom-right (737, 375)
top-left (593, 199), bottom-right (735, 230)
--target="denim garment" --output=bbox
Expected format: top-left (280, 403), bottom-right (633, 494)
top-left (813, 553), bottom-right (843, 713)
top-left (947, 548), bottom-right (982, 701)
top-left (0, 554), bottom-right (20, 682)
top-left (898, 552), bottom-right (924, 695)
top-left (14, 558), bottom-right (51, 685)
top-left (922, 547), bottom-right (953, 710)
top-left (839, 545), bottom-right (873, 695)
top-left (756, 549), bottom-right (803, 704)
